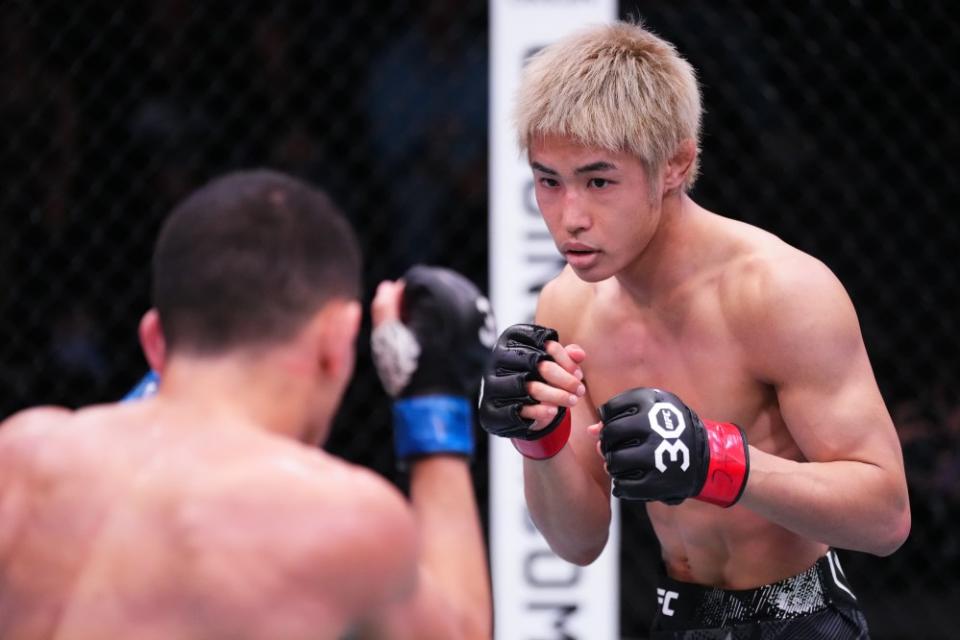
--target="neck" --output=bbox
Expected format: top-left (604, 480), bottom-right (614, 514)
top-left (157, 347), bottom-right (326, 443)
top-left (616, 191), bottom-right (707, 303)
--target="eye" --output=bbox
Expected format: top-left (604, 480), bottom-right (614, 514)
top-left (588, 178), bottom-right (611, 189)
top-left (539, 177), bottom-right (559, 188)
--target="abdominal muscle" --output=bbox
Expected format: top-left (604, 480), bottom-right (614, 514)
top-left (568, 268), bottom-right (829, 589)
top-left (648, 500), bottom-right (827, 589)
top-left (645, 413), bottom-right (827, 590)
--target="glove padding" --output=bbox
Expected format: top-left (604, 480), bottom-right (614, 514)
top-left (599, 387), bottom-right (749, 507)
top-left (478, 323), bottom-right (569, 442)
top-left (372, 265), bottom-right (496, 399)
top-left (372, 265), bottom-right (496, 462)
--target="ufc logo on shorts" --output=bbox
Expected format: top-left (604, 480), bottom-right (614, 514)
top-left (648, 402), bottom-right (690, 472)
top-left (657, 588), bottom-right (679, 616)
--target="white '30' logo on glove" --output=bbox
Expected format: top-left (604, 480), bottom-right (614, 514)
top-left (647, 403), bottom-right (690, 473)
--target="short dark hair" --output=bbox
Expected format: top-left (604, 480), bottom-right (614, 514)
top-left (152, 169), bottom-right (361, 354)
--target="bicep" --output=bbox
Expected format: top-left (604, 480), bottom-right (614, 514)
top-left (777, 349), bottom-right (899, 466)
top-left (301, 470), bottom-right (421, 631)
top-left (749, 267), bottom-right (901, 467)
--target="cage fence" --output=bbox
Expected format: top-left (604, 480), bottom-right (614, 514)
top-left (1, 1), bottom-right (956, 637)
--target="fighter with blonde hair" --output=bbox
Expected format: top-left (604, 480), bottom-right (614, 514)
top-left (479, 21), bottom-right (909, 638)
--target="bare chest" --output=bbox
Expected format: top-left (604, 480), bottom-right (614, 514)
top-left (570, 297), bottom-right (818, 585)
top-left (574, 303), bottom-right (765, 427)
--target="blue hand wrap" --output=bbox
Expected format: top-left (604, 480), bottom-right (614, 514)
top-left (393, 395), bottom-right (474, 460)
top-left (123, 371), bottom-right (160, 402)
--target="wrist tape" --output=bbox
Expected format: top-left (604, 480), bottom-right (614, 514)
top-left (696, 419), bottom-right (750, 507)
top-left (511, 409), bottom-right (572, 460)
top-left (393, 395), bottom-right (474, 460)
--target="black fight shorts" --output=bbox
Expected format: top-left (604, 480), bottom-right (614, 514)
top-left (649, 549), bottom-right (870, 639)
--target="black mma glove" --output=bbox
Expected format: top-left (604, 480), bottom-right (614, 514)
top-left (477, 324), bottom-right (572, 459)
top-left (371, 265), bottom-right (496, 461)
top-left (599, 387), bottom-right (749, 507)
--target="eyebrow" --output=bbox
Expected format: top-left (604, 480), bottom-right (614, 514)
top-left (530, 161), bottom-right (618, 175)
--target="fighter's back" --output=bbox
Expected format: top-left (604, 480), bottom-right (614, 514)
top-left (0, 402), bottom-right (417, 640)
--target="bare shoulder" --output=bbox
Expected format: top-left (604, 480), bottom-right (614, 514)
top-left (0, 406), bottom-right (77, 524)
top-left (722, 240), bottom-right (850, 315)
top-left (305, 454), bottom-right (417, 545)
top-left (718, 232), bottom-right (863, 382)
top-left (0, 401), bottom-right (143, 462)
top-left (0, 406), bottom-right (73, 456)
top-left (537, 265), bottom-right (595, 338)
top-left (313, 459), bottom-right (420, 599)
top-left (284, 455), bottom-right (417, 567)
top-left (0, 405), bottom-right (72, 434)
top-left (286, 455), bottom-right (420, 610)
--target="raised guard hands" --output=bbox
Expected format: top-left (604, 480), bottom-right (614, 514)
top-left (478, 323), bottom-right (585, 460)
top-left (372, 265), bottom-right (496, 463)
top-left (597, 387), bottom-right (749, 507)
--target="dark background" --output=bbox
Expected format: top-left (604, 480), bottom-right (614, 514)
top-left (1, 1), bottom-right (956, 637)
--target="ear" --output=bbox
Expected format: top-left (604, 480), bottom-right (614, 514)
top-left (662, 139), bottom-right (697, 193)
top-left (315, 300), bottom-right (362, 379)
top-left (138, 308), bottom-right (167, 373)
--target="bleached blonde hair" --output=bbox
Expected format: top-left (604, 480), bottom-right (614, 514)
top-left (515, 21), bottom-right (703, 191)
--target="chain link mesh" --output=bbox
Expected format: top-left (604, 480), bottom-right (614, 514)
top-left (1, 1), bottom-right (956, 638)
top-left (620, 3), bottom-right (959, 638)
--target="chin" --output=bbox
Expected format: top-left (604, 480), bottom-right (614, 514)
top-left (569, 262), bottom-right (614, 283)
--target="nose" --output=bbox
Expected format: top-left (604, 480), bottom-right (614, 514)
top-left (562, 189), bottom-right (591, 235)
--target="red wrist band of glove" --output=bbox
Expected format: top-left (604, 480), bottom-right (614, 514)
top-left (511, 410), bottom-right (572, 460)
top-left (696, 419), bottom-right (750, 507)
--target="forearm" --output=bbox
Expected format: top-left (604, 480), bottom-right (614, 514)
top-left (523, 447), bottom-right (611, 566)
top-left (739, 447), bottom-right (910, 556)
top-left (409, 456), bottom-right (491, 639)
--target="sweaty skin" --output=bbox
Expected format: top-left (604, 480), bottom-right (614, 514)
top-left (0, 403), bottom-right (418, 640)
top-left (0, 281), bottom-right (489, 640)
top-left (520, 135), bottom-right (910, 589)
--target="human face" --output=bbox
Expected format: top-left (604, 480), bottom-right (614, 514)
top-left (529, 135), bottom-right (661, 282)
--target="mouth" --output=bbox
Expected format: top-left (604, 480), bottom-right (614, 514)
top-left (563, 247), bottom-right (600, 268)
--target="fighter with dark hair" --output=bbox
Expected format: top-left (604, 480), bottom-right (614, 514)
top-left (0, 170), bottom-right (493, 639)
